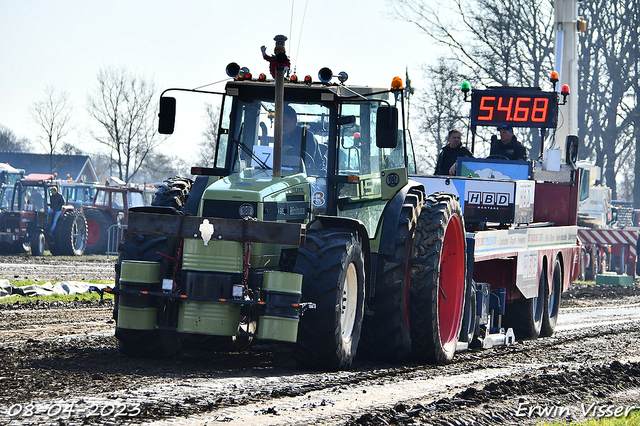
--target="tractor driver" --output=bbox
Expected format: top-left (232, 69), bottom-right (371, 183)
top-left (47, 186), bottom-right (65, 234)
top-left (282, 105), bottom-right (324, 173)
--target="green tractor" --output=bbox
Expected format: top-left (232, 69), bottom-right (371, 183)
top-left (110, 49), bottom-right (467, 370)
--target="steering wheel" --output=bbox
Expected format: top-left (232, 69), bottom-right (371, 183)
top-left (302, 150), bottom-right (319, 173)
top-left (487, 155), bottom-right (511, 161)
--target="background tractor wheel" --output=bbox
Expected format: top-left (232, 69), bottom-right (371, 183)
top-left (358, 189), bottom-right (423, 362)
top-left (409, 192), bottom-right (466, 364)
top-left (540, 259), bottom-right (562, 337)
top-left (49, 210), bottom-right (87, 256)
top-left (31, 232), bottom-right (45, 256)
top-left (84, 209), bottom-right (113, 255)
top-left (294, 228), bottom-right (366, 371)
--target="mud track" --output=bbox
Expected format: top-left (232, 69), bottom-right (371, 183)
top-left (1, 255), bottom-right (640, 425)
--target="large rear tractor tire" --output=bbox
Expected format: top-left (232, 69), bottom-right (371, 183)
top-left (540, 259), bottom-right (562, 337)
top-left (294, 228), bottom-right (366, 371)
top-left (151, 177), bottom-right (193, 212)
top-left (358, 189), bottom-right (423, 361)
top-left (409, 192), bottom-right (466, 364)
top-left (49, 210), bottom-right (87, 256)
top-left (84, 209), bottom-right (113, 255)
top-left (504, 265), bottom-right (545, 340)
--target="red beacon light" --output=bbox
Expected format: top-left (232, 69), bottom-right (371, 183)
top-left (560, 84), bottom-right (570, 104)
top-left (258, 73), bottom-right (267, 81)
top-left (304, 75), bottom-right (312, 84)
top-left (290, 74), bottom-right (298, 83)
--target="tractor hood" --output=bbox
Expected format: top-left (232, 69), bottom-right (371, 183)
top-left (198, 170), bottom-right (311, 222)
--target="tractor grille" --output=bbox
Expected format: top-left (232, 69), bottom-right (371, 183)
top-left (202, 200), bottom-right (258, 219)
top-left (3, 216), bottom-right (20, 233)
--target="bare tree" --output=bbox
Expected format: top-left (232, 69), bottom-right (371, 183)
top-left (393, 0), bottom-right (555, 157)
top-left (31, 86), bottom-right (73, 173)
top-left (196, 103), bottom-right (220, 167)
top-left (87, 66), bottom-right (163, 183)
top-left (413, 58), bottom-right (471, 174)
top-left (0, 125), bottom-right (31, 152)
top-left (578, 0), bottom-right (638, 199)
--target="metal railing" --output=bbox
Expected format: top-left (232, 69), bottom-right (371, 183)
top-left (106, 224), bottom-right (126, 259)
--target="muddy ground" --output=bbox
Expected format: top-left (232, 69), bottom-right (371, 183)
top-left (0, 255), bottom-right (639, 425)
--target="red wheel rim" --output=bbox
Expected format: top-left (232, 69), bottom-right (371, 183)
top-left (86, 219), bottom-right (100, 247)
top-left (438, 214), bottom-right (465, 350)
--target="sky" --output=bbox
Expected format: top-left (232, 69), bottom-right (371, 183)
top-left (0, 0), bottom-right (440, 166)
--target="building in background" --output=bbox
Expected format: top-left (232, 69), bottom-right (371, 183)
top-left (0, 153), bottom-right (98, 183)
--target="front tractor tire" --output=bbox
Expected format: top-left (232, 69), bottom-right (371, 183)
top-left (358, 189), bottom-right (423, 362)
top-left (31, 232), bottom-right (45, 256)
top-left (294, 228), bottom-right (366, 371)
top-left (410, 193), bottom-right (466, 364)
top-left (151, 177), bottom-right (193, 211)
top-left (49, 210), bottom-right (87, 256)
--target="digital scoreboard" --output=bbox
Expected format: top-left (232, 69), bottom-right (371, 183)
top-left (470, 89), bottom-right (558, 129)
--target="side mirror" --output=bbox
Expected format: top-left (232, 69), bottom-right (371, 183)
top-left (565, 134), bottom-right (579, 165)
top-left (158, 97), bottom-right (177, 134)
top-left (376, 106), bottom-right (398, 149)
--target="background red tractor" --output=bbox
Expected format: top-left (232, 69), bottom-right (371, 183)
top-left (0, 174), bottom-right (87, 256)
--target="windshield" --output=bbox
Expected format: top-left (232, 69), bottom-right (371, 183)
top-left (16, 185), bottom-right (47, 212)
top-left (228, 100), bottom-right (330, 177)
top-left (129, 192), bottom-right (145, 208)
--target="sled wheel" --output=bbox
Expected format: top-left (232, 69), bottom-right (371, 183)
top-left (540, 258), bottom-right (562, 337)
top-left (50, 210), bottom-right (87, 256)
top-left (85, 209), bottom-right (113, 254)
top-left (410, 192), bottom-right (466, 364)
top-left (358, 190), bottom-right (423, 361)
top-left (294, 228), bottom-right (366, 370)
top-left (505, 264), bottom-right (545, 340)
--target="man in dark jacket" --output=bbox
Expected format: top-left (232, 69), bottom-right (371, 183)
top-left (434, 129), bottom-right (473, 175)
top-left (282, 104), bottom-right (324, 173)
top-left (490, 125), bottom-right (527, 160)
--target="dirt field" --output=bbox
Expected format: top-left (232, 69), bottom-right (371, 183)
top-left (1, 255), bottom-right (639, 426)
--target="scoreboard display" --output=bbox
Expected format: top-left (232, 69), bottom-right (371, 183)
top-left (470, 89), bottom-right (558, 129)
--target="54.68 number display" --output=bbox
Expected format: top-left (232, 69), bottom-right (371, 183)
top-left (470, 89), bottom-right (558, 129)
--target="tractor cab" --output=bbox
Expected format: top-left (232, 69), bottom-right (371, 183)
top-left (158, 64), bottom-right (416, 241)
